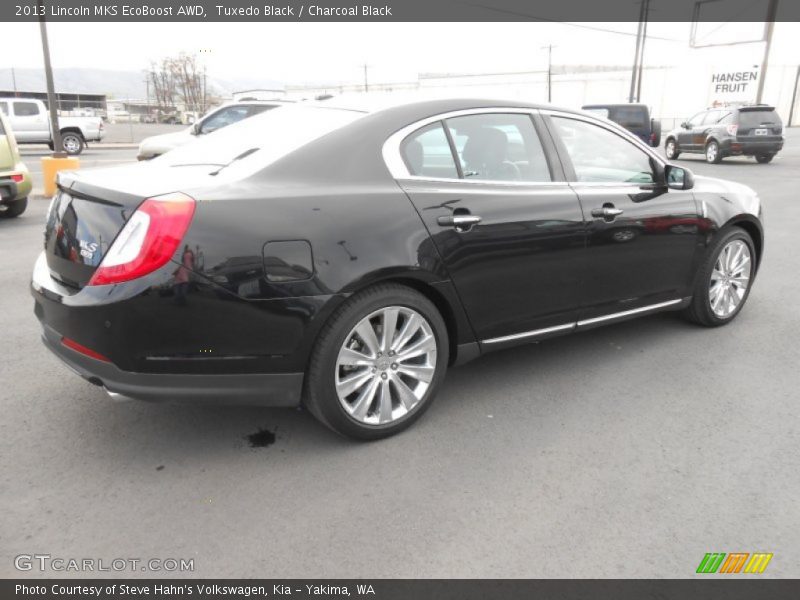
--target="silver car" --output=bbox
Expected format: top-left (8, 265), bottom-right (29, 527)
top-left (137, 100), bottom-right (291, 160)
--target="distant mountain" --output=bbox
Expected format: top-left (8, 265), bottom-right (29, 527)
top-left (0, 68), bottom-right (284, 100)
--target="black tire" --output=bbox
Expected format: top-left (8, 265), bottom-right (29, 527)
top-left (0, 197), bottom-right (28, 219)
top-left (683, 228), bottom-right (756, 327)
top-left (61, 132), bottom-right (85, 155)
top-left (755, 154), bottom-right (774, 164)
top-left (304, 283), bottom-right (449, 440)
top-left (705, 140), bottom-right (722, 164)
top-left (650, 119), bottom-right (662, 147)
top-left (665, 137), bottom-right (680, 160)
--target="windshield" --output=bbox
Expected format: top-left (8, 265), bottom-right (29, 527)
top-left (156, 104), bottom-right (365, 178)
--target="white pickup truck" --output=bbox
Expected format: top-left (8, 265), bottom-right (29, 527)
top-left (0, 98), bottom-right (104, 155)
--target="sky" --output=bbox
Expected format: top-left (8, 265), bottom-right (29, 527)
top-left (1, 21), bottom-right (798, 86)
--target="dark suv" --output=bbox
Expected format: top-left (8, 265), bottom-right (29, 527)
top-left (664, 105), bottom-right (784, 164)
top-left (581, 103), bottom-right (661, 147)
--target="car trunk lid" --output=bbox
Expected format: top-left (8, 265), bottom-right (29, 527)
top-left (43, 163), bottom-right (213, 290)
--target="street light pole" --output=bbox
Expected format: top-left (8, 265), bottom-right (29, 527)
top-left (37, 0), bottom-right (64, 157)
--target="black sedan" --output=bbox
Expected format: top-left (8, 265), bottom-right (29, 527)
top-left (32, 99), bottom-right (764, 439)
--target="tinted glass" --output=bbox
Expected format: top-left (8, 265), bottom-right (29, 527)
top-left (445, 113), bottom-right (551, 182)
top-left (737, 109), bottom-right (781, 128)
top-left (610, 106), bottom-right (648, 128)
top-left (400, 122), bottom-right (458, 179)
top-left (248, 104), bottom-right (279, 117)
top-left (687, 112), bottom-right (706, 127)
top-left (0, 116), bottom-right (5, 135)
top-left (0, 103), bottom-right (8, 116)
top-left (703, 110), bottom-right (723, 125)
top-left (200, 105), bottom-right (251, 133)
top-left (13, 102), bottom-right (40, 117)
top-left (552, 117), bottom-right (655, 184)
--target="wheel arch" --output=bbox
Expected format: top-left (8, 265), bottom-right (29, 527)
top-left (727, 217), bottom-right (763, 268)
top-left (59, 127), bottom-right (84, 137)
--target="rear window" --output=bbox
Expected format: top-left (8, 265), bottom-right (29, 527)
top-left (156, 104), bottom-right (364, 179)
top-left (13, 101), bottom-right (40, 117)
top-left (609, 107), bottom-right (648, 128)
top-left (737, 109), bottom-right (781, 128)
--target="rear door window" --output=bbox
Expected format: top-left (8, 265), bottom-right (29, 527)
top-left (400, 122), bottom-right (459, 179)
top-left (445, 113), bottom-right (552, 182)
top-left (13, 101), bottom-right (40, 117)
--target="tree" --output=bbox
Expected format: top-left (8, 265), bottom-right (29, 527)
top-left (147, 53), bottom-right (210, 116)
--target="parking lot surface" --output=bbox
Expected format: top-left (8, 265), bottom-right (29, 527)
top-left (2, 132), bottom-right (799, 578)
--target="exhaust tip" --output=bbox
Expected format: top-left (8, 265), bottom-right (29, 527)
top-left (103, 387), bottom-right (132, 402)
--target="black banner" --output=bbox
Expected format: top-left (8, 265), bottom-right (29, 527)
top-left (3, 0), bottom-right (800, 23)
top-left (4, 580), bottom-right (800, 600)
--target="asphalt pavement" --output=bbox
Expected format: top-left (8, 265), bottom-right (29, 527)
top-left (1, 132), bottom-right (799, 578)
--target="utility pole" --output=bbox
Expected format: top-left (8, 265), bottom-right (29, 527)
top-left (755, 0), bottom-right (779, 104)
top-left (541, 44), bottom-right (555, 103)
top-left (635, 0), bottom-right (650, 102)
top-left (362, 63), bottom-right (370, 93)
top-left (628, 0), bottom-right (649, 103)
top-left (37, 0), bottom-right (64, 157)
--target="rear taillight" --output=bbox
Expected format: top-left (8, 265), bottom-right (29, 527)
top-left (61, 336), bottom-right (111, 362)
top-left (726, 123), bottom-right (739, 136)
top-left (11, 173), bottom-right (24, 183)
top-left (88, 192), bottom-right (196, 286)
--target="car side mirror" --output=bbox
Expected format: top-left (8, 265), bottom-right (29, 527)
top-left (666, 164), bottom-right (694, 191)
top-left (191, 122), bottom-right (201, 135)
top-left (681, 121), bottom-right (690, 129)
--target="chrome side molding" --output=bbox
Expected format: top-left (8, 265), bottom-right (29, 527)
top-left (481, 299), bottom-right (683, 345)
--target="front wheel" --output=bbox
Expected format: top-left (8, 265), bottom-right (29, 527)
top-left (705, 140), bottom-right (722, 164)
top-left (61, 132), bottom-right (85, 155)
top-left (665, 138), bottom-right (680, 160)
top-left (304, 284), bottom-right (449, 440)
top-left (755, 154), bottom-right (774, 164)
top-left (683, 228), bottom-right (756, 327)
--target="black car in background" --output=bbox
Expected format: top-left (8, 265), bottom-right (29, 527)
top-left (664, 105), bottom-right (784, 164)
top-left (32, 99), bottom-right (763, 439)
top-left (581, 103), bottom-right (661, 147)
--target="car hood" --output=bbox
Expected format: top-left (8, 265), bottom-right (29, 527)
top-left (138, 128), bottom-right (194, 155)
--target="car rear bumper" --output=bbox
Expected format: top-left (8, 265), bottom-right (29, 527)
top-left (39, 322), bottom-right (304, 406)
top-left (721, 138), bottom-right (784, 156)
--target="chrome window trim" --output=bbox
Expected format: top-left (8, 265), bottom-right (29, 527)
top-left (382, 107), bottom-right (541, 182)
top-left (382, 106), bottom-right (669, 186)
top-left (480, 299), bottom-right (682, 345)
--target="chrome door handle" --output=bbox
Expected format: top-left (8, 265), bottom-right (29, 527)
top-left (591, 207), bottom-right (624, 218)
top-left (437, 214), bottom-right (482, 228)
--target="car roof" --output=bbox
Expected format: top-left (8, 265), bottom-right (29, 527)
top-left (307, 94), bottom-right (588, 118)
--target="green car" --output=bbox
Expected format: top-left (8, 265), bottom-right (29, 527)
top-left (0, 111), bottom-right (32, 218)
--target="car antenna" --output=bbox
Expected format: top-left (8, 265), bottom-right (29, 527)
top-left (209, 147), bottom-right (260, 176)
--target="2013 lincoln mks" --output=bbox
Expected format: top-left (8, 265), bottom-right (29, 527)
top-left (32, 98), bottom-right (763, 439)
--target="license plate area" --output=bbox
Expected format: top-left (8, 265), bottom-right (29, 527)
top-left (754, 128), bottom-right (768, 136)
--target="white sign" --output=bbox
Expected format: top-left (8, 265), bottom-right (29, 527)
top-left (709, 68), bottom-right (760, 104)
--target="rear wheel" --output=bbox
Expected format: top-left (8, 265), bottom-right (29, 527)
top-left (665, 138), bottom-right (680, 160)
top-left (304, 284), bottom-right (449, 440)
top-left (755, 154), bottom-right (774, 164)
top-left (61, 132), bottom-right (85, 155)
top-left (705, 140), bottom-right (722, 164)
top-left (683, 228), bottom-right (755, 327)
top-left (0, 197), bottom-right (28, 219)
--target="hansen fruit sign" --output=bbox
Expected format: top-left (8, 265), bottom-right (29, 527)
top-left (709, 68), bottom-right (760, 103)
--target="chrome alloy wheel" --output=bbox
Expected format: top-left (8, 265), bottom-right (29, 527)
top-left (335, 306), bottom-right (437, 425)
top-left (709, 240), bottom-right (751, 318)
top-left (706, 142), bottom-right (718, 163)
